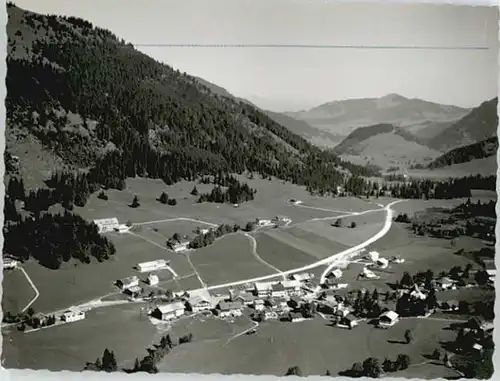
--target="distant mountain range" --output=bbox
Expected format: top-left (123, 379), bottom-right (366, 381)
top-left (286, 93), bottom-right (471, 142)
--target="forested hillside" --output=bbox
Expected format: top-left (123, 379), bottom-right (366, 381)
top-left (6, 3), bottom-right (378, 198)
top-left (427, 98), bottom-right (498, 151)
top-left (428, 137), bottom-right (498, 169)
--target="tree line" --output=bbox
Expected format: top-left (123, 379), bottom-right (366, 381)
top-left (84, 332), bottom-right (193, 374)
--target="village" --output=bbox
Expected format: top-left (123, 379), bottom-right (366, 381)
top-left (10, 237), bottom-right (493, 362)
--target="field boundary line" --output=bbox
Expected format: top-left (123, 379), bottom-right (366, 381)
top-left (185, 252), bottom-right (207, 289)
top-left (132, 217), bottom-right (218, 227)
top-left (125, 231), bottom-right (179, 277)
top-left (242, 232), bottom-right (286, 280)
top-left (18, 266), bottom-right (40, 313)
top-left (190, 201), bottom-right (404, 293)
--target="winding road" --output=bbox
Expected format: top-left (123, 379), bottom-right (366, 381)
top-left (7, 199), bottom-right (403, 325)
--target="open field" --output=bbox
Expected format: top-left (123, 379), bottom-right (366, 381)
top-left (298, 210), bottom-right (386, 247)
top-left (338, 223), bottom-right (484, 293)
top-left (2, 304), bottom-right (161, 372)
top-left (10, 232), bottom-right (192, 313)
top-left (158, 315), bottom-right (458, 378)
top-left (2, 269), bottom-right (37, 314)
top-left (76, 176), bottom-right (373, 229)
top-left (190, 234), bottom-right (276, 286)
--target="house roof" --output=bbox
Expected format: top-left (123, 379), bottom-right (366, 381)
top-left (93, 218), bottom-right (119, 226)
top-left (254, 282), bottom-right (273, 291)
top-left (380, 311), bottom-right (399, 321)
top-left (281, 280), bottom-right (301, 289)
top-left (127, 285), bottom-right (142, 293)
top-left (219, 301), bottom-right (243, 311)
top-left (138, 259), bottom-right (167, 268)
top-left (121, 275), bottom-right (139, 283)
top-left (157, 301), bottom-right (185, 314)
top-left (189, 295), bottom-right (211, 306)
top-left (271, 283), bottom-right (286, 292)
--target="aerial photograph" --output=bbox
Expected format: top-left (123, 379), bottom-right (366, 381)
top-left (1, 0), bottom-right (497, 379)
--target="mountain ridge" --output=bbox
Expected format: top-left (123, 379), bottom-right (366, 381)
top-left (6, 3), bottom-right (378, 198)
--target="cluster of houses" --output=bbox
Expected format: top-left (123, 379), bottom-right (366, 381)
top-left (148, 276), bottom-right (317, 324)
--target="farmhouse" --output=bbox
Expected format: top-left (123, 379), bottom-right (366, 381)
top-left (254, 282), bottom-right (273, 297)
top-left (188, 295), bottom-right (212, 312)
top-left (318, 301), bottom-right (338, 315)
top-left (217, 301), bottom-right (244, 318)
top-left (93, 218), bottom-right (120, 233)
top-left (328, 269), bottom-right (343, 279)
top-left (172, 241), bottom-right (190, 253)
top-left (253, 299), bottom-right (265, 311)
top-left (271, 283), bottom-right (287, 298)
top-left (61, 307), bottom-right (85, 323)
top-left (234, 292), bottom-right (256, 306)
top-left (376, 258), bottom-right (389, 269)
top-left (152, 301), bottom-right (185, 321)
top-left (256, 218), bottom-right (273, 227)
top-left (264, 311), bottom-right (278, 320)
top-left (3, 257), bottom-right (18, 270)
top-left (288, 296), bottom-right (303, 309)
top-left (116, 275), bottom-right (139, 290)
top-left (146, 274), bottom-right (159, 286)
top-left (137, 259), bottom-right (169, 273)
top-left (367, 251), bottom-right (380, 262)
top-left (281, 280), bottom-right (302, 295)
top-left (289, 199), bottom-right (303, 205)
top-left (360, 267), bottom-right (379, 279)
top-left (124, 285), bottom-right (142, 298)
top-left (436, 277), bottom-right (455, 290)
top-left (114, 224), bottom-right (130, 234)
top-left (290, 273), bottom-right (313, 282)
top-left (378, 311), bottom-right (399, 328)
top-left (483, 259), bottom-right (496, 280)
top-left (337, 315), bottom-right (358, 329)
top-left (273, 215), bottom-right (291, 224)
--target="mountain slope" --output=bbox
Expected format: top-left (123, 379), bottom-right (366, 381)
top-left (6, 3), bottom-right (377, 196)
top-left (286, 93), bottom-right (470, 142)
top-left (427, 137), bottom-right (498, 169)
top-left (333, 123), bottom-right (442, 170)
top-left (192, 77), bottom-right (340, 147)
top-left (427, 98), bottom-right (498, 151)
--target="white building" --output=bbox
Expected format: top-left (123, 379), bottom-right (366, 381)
top-left (367, 251), bottom-right (380, 262)
top-left (189, 295), bottom-right (213, 313)
top-left (172, 241), bottom-right (190, 253)
top-left (153, 302), bottom-right (185, 321)
top-left (61, 307), bottom-right (85, 323)
top-left (376, 258), bottom-right (389, 269)
top-left (290, 199), bottom-right (302, 205)
top-left (114, 224), bottom-right (130, 234)
top-left (290, 273), bottom-right (313, 282)
top-left (329, 269), bottom-right (343, 279)
top-left (281, 280), bottom-right (302, 295)
top-left (93, 218), bottom-right (120, 233)
top-left (360, 267), bottom-right (379, 279)
top-left (254, 282), bottom-right (273, 297)
top-left (147, 274), bottom-right (159, 286)
top-left (256, 219), bottom-right (273, 227)
top-left (264, 311), bottom-right (278, 320)
top-left (436, 277), bottom-right (455, 290)
top-left (3, 258), bottom-right (18, 270)
top-left (253, 299), bottom-right (265, 311)
top-left (116, 275), bottom-right (139, 290)
top-left (378, 311), bottom-right (399, 328)
top-left (200, 228), bottom-right (210, 235)
top-left (217, 301), bottom-right (243, 318)
top-left (137, 259), bottom-right (169, 273)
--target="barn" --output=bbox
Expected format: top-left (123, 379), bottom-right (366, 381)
top-left (93, 218), bottom-right (120, 233)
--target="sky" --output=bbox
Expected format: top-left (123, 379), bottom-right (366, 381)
top-left (12, 0), bottom-right (500, 112)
